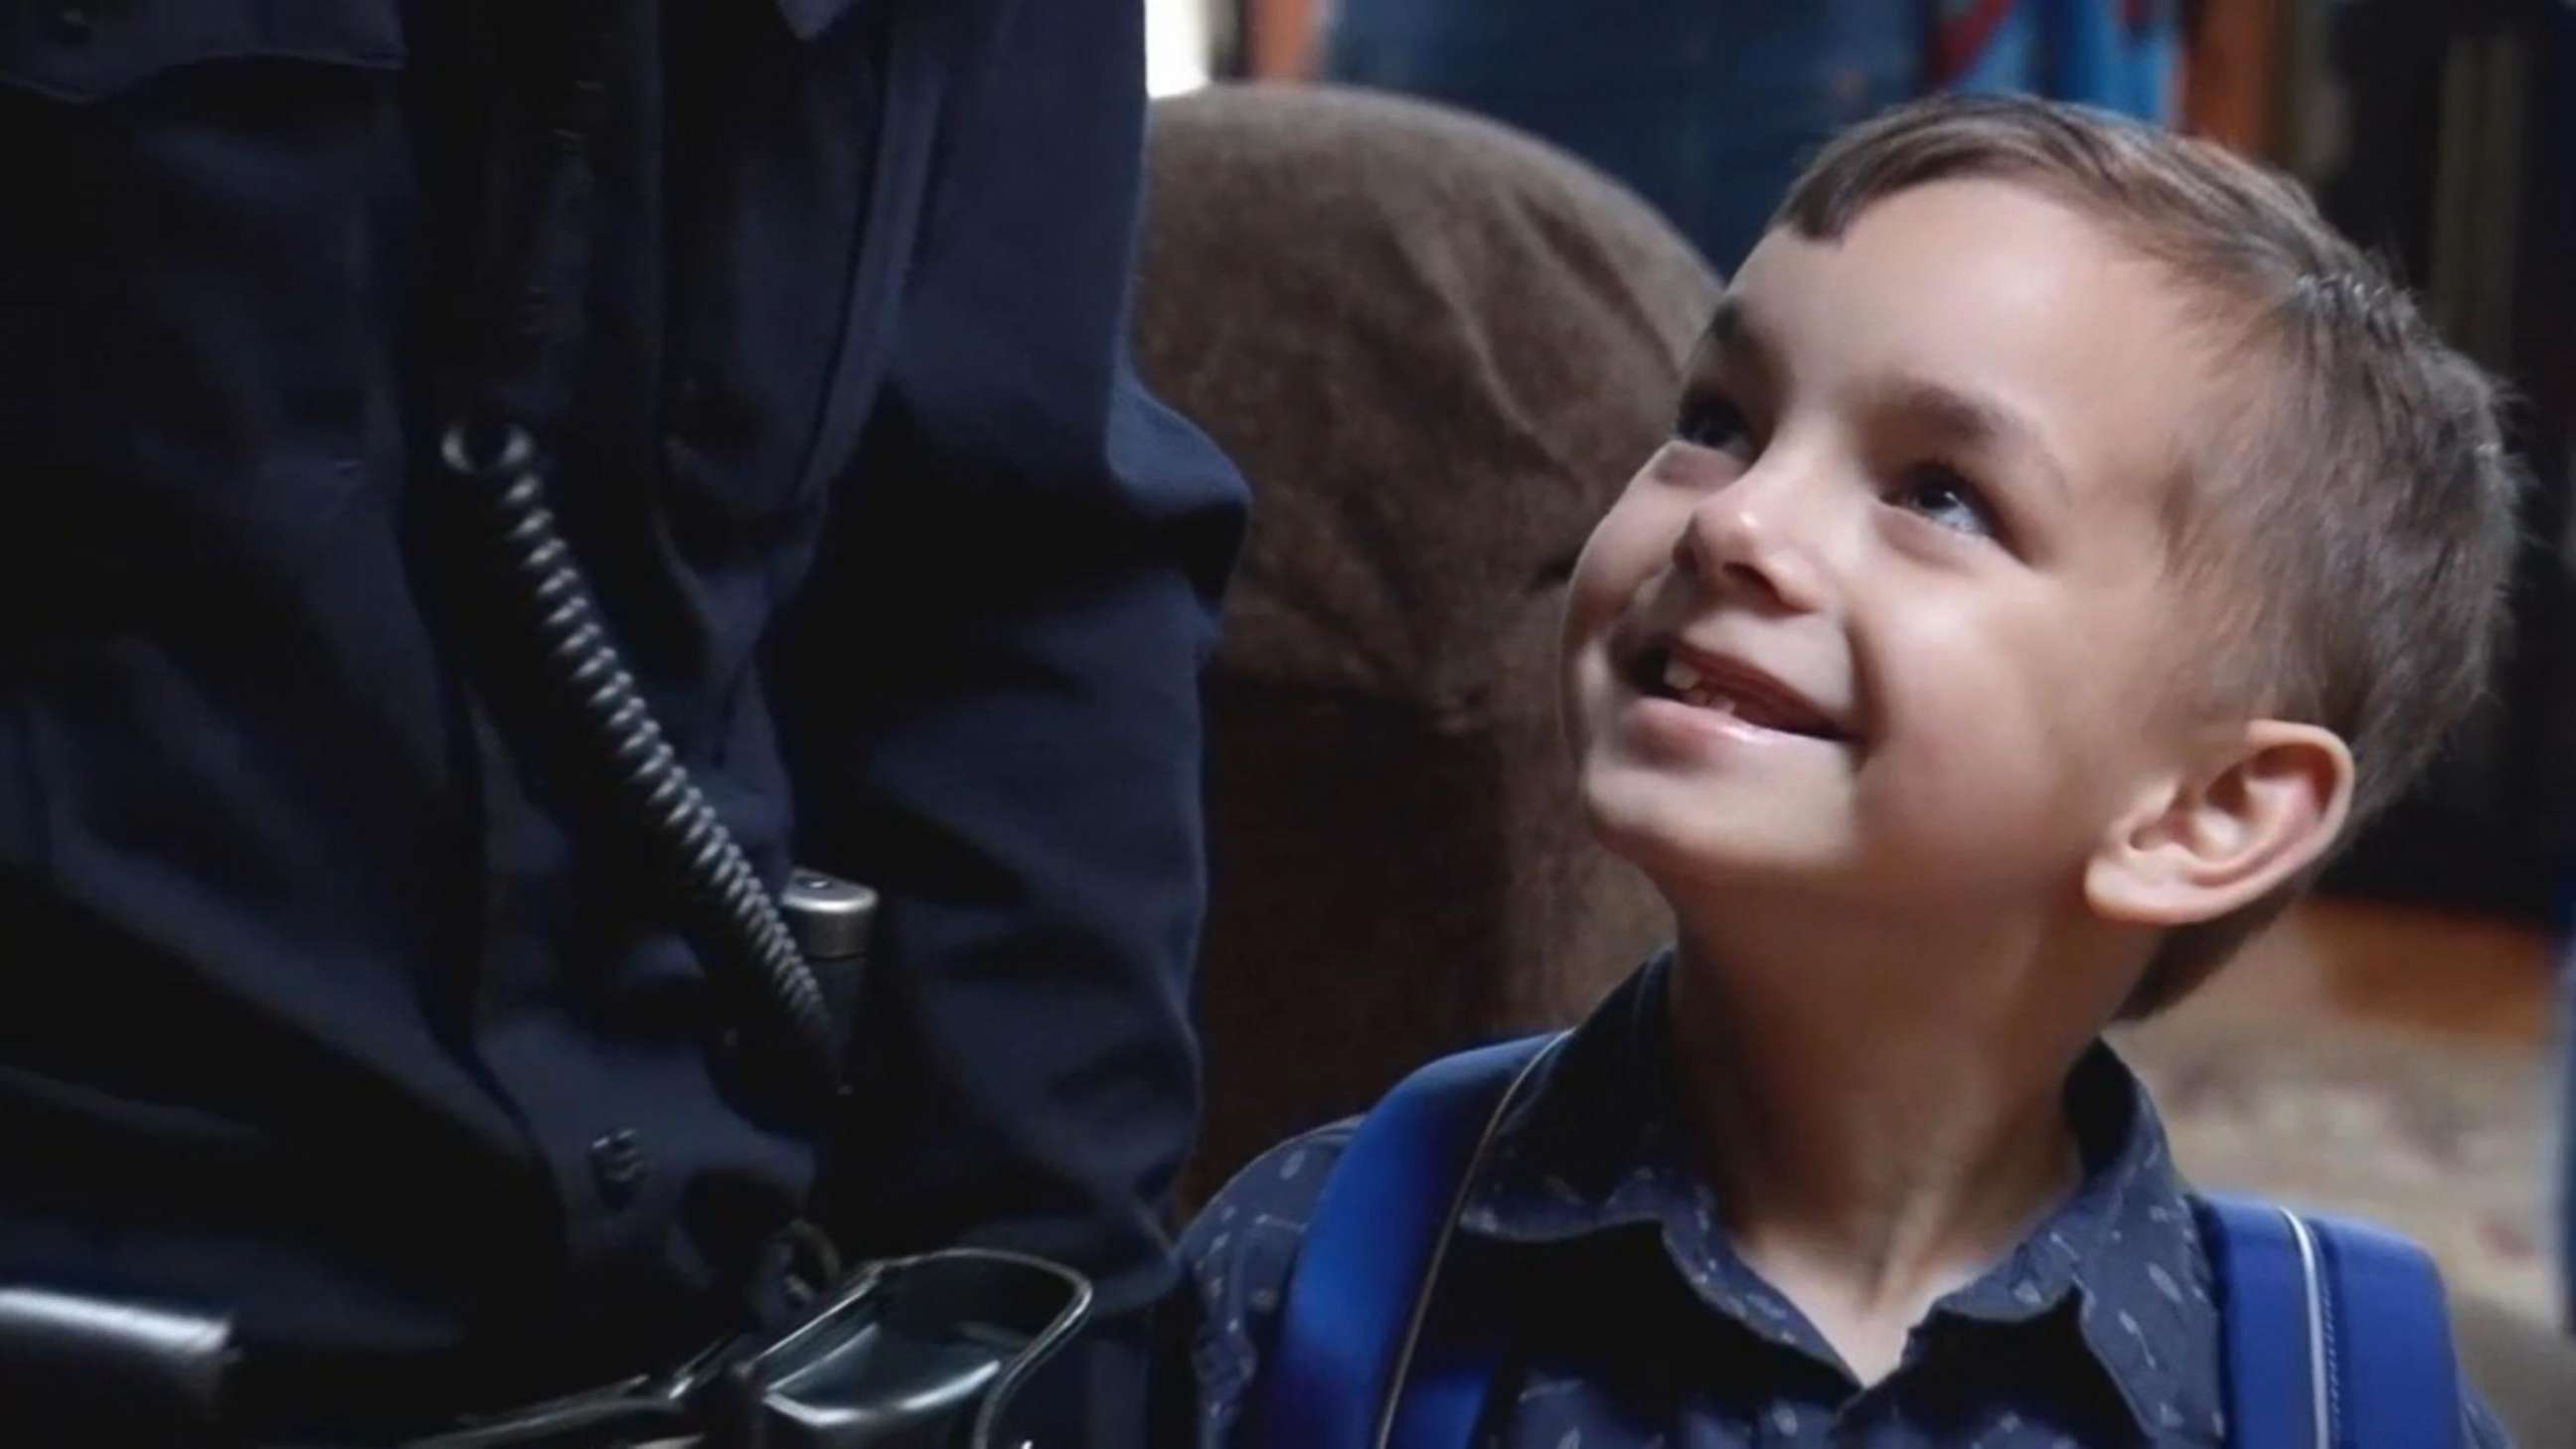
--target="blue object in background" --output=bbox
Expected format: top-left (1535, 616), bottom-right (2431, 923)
top-left (1321, 0), bottom-right (2178, 275)
top-left (1935, 0), bottom-right (2179, 123)
top-left (1322, 0), bottom-right (1927, 273)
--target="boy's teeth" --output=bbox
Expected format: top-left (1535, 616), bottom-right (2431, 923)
top-left (1660, 656), bottom-right (1732, 711)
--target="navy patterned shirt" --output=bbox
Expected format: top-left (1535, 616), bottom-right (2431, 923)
top-left (1176, 952), bottom-right (2509, 1448)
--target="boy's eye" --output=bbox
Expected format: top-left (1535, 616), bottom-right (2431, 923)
top-left (1891, 463), bottom-right (2000, 539)
top-left (1674, 393), bottom-right (1753, 455)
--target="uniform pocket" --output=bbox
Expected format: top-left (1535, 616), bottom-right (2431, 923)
top-left (0, 1), bottom-right (408, 596)
top-left (0, 0), bottom-right (402, 103)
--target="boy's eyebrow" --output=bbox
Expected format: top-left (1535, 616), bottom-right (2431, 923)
top-left (1695, 298), bottom-right (2073, 509)
top-left (1888, 378), bottom-right (2073, 509)
top-left (1694, 297), bottom-right (1769, 374)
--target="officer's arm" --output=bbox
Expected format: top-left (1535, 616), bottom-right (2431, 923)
top-left (767, 0), bottom-right (1246, 1439)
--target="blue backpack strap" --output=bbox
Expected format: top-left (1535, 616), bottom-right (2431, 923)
top-left (1254, 1034), bottom-right (1563, 1449)
top-left (2197, 1195), bottom-right (2463, 1449)
top-left (2308, 1209), bottom-right (2464, 1449)
top-left (2200, 1196), bottom-right (2326, 1447)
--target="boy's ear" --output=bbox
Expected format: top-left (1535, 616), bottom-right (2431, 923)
top-left (2084, 721), bottom-right (2354, 927)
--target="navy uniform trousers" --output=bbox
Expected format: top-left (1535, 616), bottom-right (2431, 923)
top-left (0, 0), bottom-right (1246, 1442)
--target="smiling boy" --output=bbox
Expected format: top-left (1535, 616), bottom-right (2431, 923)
top-left (1174, 95), bottom-right (2518, 1447)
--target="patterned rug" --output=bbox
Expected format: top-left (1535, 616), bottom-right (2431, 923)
top-left (2113, 1011), bottom-right (2558, 1323)
top-left (2112, 1006), bottom-right (2575, 1444)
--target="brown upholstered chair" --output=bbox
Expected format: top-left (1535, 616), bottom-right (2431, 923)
top-left (1133, 85), bottom-right (1721, 1205)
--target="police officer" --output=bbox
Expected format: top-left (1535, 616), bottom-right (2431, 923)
top-left (0, 1), bottom-right (1244, 1444)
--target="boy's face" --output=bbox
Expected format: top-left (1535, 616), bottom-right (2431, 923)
top-left (1563, 179), bottom-right (2226, 919)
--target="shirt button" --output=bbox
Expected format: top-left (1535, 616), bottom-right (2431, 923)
top-left (587, 1128), bottom-right (651, 1208)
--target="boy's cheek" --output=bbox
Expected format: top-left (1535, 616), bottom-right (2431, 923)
top-left (1561, 506), bottom-right (1682, 647)
top-left (1559, 567), bottom-right (1643, 684)
top-left (1859, 701), bottom-right (2122, 890)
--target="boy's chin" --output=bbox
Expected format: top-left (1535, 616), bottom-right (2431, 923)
top-left (1584, 802), bottom-right (1860, 901)
top-left (1586, 793), bottom-right (2049, 919)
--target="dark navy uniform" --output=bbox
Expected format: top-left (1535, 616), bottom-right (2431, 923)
top-left (0, 0), bottom-right (1245, 1441)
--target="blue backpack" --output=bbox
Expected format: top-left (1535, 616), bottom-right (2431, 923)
top-left (1252, 1036), bottom-right (2464, 1449)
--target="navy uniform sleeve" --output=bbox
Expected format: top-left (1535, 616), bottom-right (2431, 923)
top-left (1174, 1123), bottom-right (1357, 1449)
top-left (767, 0), bottom-right (1247, 1443)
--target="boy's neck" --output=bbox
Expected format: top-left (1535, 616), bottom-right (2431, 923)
top-left (1665, 899), bottom-right (2137, 1383)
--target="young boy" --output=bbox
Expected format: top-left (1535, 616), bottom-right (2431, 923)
top-left (1176, 95), bottom-right (2520, 1446)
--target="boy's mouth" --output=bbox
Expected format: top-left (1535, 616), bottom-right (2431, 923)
top-left (1628, 642), bottom-right (1851, 743)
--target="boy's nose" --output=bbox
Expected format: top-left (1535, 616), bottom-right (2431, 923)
top-left (1674, 482), bottom-right (1831, 615)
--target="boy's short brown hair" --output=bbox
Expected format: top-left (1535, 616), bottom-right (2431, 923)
top-left (1773, 94), bottom-right (2522, 1016)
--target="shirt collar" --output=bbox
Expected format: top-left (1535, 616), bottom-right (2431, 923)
top-left (1459, 950), bottom-right (2226, 1444)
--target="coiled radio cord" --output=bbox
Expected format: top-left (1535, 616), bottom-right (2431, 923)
top-left (439, 420), bottom-right (840, 1103)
